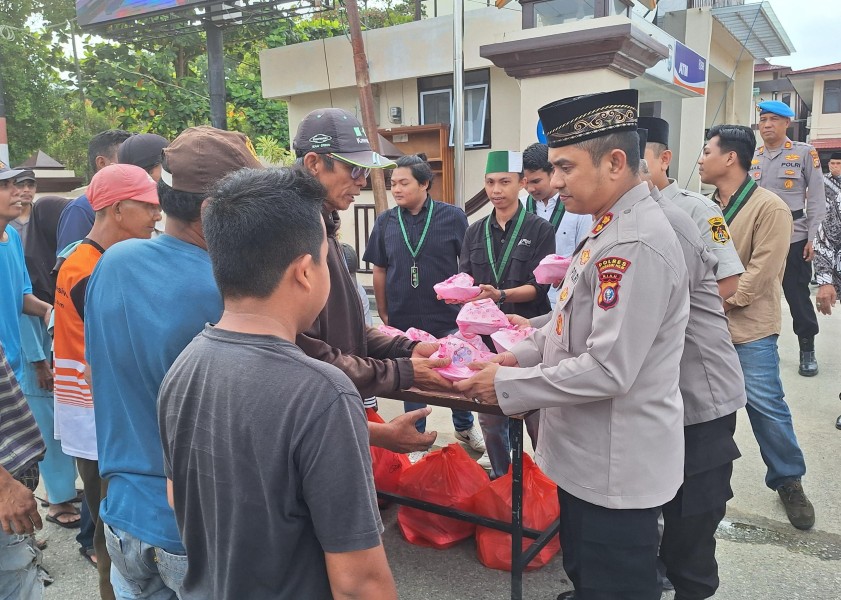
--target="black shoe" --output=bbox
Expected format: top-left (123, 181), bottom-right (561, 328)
top-left (777, 479), bottom-right (815, 530)
top-left (836, 414), bottom-right (841, 430)
top-left (798, 351), bottom-right (818, 377)
top-left (556, 592), bottom-right (575, 600)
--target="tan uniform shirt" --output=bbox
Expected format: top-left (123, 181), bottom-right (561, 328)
top-left (662, 179), bottom-right (744, 280)
top-left (748, 138), bottom-right (826, 244)
top-left (495, 183), bottom-right (689, 509)
top-left (653, 190), bottom-right (747, 426)
top-left (715, 181), bottom-right (793, 344)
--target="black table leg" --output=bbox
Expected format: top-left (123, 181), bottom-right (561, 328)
top-left (510, 416), bottom-right (524, 600)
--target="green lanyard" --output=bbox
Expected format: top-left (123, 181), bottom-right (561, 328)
top-left (526, 195), bottom-right (565, 232)
top-left (484, 207), bottom-right (526, 287)
top-left (722, 178), bottom-right (757, 225)
top-left (397, 200), bottom-right (434, 288)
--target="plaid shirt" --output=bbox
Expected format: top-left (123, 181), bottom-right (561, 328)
top-left (0, 343), bottom-right (45, 477)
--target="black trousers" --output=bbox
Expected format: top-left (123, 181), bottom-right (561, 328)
top-left (558, 488), bottom-right (662, 600)
top-left (659, 464), bottom-right (732, 600)
top-left (783, 239), bottom-right (819, 343)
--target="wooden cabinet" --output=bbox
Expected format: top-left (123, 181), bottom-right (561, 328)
top-left (378, 124), bottom-right (454, 205)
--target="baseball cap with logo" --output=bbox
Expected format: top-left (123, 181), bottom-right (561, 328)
top-left (293, 108), bottom-right (396, 169)
top-left (87, 164), bottom-right (159, 211)
top-left (161, 126), bottom-right (264, 194)
top-left (0, 161), bottom-right (23, 182)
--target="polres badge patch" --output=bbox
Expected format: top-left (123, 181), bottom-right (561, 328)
top-left (708, 216), bottom-right (730, 245)
top-left (595, 257), bottom-right (630, 311)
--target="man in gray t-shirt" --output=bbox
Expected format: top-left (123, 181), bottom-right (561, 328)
top-left (158, 167), bottom-right (396, 600)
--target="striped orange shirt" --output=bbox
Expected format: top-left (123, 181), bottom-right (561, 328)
top-left (53, 240), bottom-right (104, 409)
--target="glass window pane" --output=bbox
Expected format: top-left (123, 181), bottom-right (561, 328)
top-left (464, 85), bottom-right (488, 146)
top-left (421, 90), bottom-right (452, 125)
top-left (534, 0), bottom-right (595, 28)
top-left (824, 80), bottom-right (841, 114)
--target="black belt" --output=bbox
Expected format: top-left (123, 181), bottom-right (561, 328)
top-left (791, 209), bottom-right (804, 220)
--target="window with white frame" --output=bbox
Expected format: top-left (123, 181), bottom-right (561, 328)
top-left (418, 69), bottom-right (491, 148)
top-left (823, 79), bottom-right (841, 114)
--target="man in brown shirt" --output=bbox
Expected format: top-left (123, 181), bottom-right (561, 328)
top-left (699, 124), bottom-right (814, 531)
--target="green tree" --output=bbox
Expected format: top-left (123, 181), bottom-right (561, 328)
top-left (45, 100), bottom-right (120, 182)
top-left (0, 3), bottom-right (68, 165)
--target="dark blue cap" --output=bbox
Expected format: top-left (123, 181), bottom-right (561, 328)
top-left (758, 100), bottom-right (794, 118)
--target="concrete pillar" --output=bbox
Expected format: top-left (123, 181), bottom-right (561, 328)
top-left (518, 70), bottom-right (631, 150)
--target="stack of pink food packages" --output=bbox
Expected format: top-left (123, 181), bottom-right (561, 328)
top-left (455, 299), bottom-right (510, 335)
top-left (377, 325), bottom-right (437, 343)
top-left (533, 254), bottom-right (572, 284)
top-left (433, 273), bottom-right (481, 302)
top-left (432, 335), bottom-right (495, 381)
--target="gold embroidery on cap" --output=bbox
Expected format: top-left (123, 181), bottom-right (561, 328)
top-left (547, 105), bottom-right (636, 143)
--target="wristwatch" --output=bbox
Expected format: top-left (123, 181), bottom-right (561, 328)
top-left (498, 289), bottom-right (507, 304)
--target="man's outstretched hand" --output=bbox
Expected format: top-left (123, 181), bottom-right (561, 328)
top-left (368, 408), bottom-right (437, 454)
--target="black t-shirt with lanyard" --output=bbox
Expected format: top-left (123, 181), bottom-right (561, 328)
top-left (458, 203), bottom-right (555, 320)
top-left (363, 196), bottom-right (467, 337)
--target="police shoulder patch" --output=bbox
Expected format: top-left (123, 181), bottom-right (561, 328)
top-left (708, 216), bottom-right (730, 245)
top-left (595, 257), bottom-right (630, 311)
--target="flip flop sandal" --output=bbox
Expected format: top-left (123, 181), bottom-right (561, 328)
top-left (45, 509), bottom-right (81, 529)
top-left (78, 546), bottom-right (97, 568)
top-left (35, 538), bottom-right (48, 551)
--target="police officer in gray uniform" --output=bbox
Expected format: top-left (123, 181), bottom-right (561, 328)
top-left (639, 129), bottom-right (747, 599)
top-left (456, 90), bottom-right (690, 600)
top-left (638, 116), bottom-right (744, 300)
top-left (750, 100), bottom-right (827, 376)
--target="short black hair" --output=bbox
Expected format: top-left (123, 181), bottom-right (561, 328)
top-left (88, 129), bottom-right (132, 175)
top-left (522, 143), bottom-right (551, 174)
top-left (575, 131), bottom-right (640, 175)
top-left (157, 180), bottom-right (205, 223)
top-left (705, 125), bottom-right (756, 172)
top-left (203, 168), bottom-right (326, 299)
top-left (394, 154), bottom-right (434, 187)
top-left (646, 142), bottom-right (668, 157)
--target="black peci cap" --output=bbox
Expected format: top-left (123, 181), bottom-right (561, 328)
top-left (637, 128), bottom-right (648, 159)
top-left (830, 152), bottom-right (841, 161)
top-left (538, 89), bottom-right (639, 148)
top-left (637, 116), bottom-right (669, 147)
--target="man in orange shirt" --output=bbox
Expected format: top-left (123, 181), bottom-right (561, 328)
top-left (53, 164), bottom-right (161, 600)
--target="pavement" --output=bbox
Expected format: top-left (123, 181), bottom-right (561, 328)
top-left (40, 294), bottom-right (840, 599)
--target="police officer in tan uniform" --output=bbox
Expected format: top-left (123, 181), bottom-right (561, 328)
top-left (456, 90), bottom-right (689, 600)
top-left (750, 100), bottom-right (827, 376)
top-left (638, 116), bottom-right (744, 301)
top-left (639, 129), bottom-right (747, 599)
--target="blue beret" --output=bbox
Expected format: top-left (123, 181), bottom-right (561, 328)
top-left (758, 100), bottom-right (794, 118)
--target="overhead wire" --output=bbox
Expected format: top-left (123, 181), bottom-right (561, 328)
top-left (682, 3), bottom-right (762, 188)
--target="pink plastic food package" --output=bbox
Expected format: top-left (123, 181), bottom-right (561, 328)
top-left (456, 299), bottom-right (510, 336)
top-left (433, 335), bottom-right (494, 381)
top-left (405, 328), bottom-right (437, 343)
top-left (453, 331), bottom-right (492, 353)
top-left (490, 326), bottom-right (537, 353)
top-left (378, 325), bottom-right (406, 338)
top-left (533, 254), bottom-right (572, 284)
top-left (433, 273), bottom-right (481, 302)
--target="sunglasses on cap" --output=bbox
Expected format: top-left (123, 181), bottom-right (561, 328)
top-left (328, 154), bottom-right (371, 180)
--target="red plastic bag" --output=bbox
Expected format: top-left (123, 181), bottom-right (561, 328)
top-left (473, 454), bottom-right (561, 571)
top-left (366, 408), bottom-right (410, 494)
top-left (397, 444), bottom-right (490, 549)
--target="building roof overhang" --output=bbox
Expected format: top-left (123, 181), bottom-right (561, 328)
top-left (711, 1), bottom-right (794, 60)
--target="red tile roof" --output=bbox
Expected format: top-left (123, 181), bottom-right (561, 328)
top-left (755, 63), bottom-right (790, 72)
top-left (790, 62), bottom-right (841, 75)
